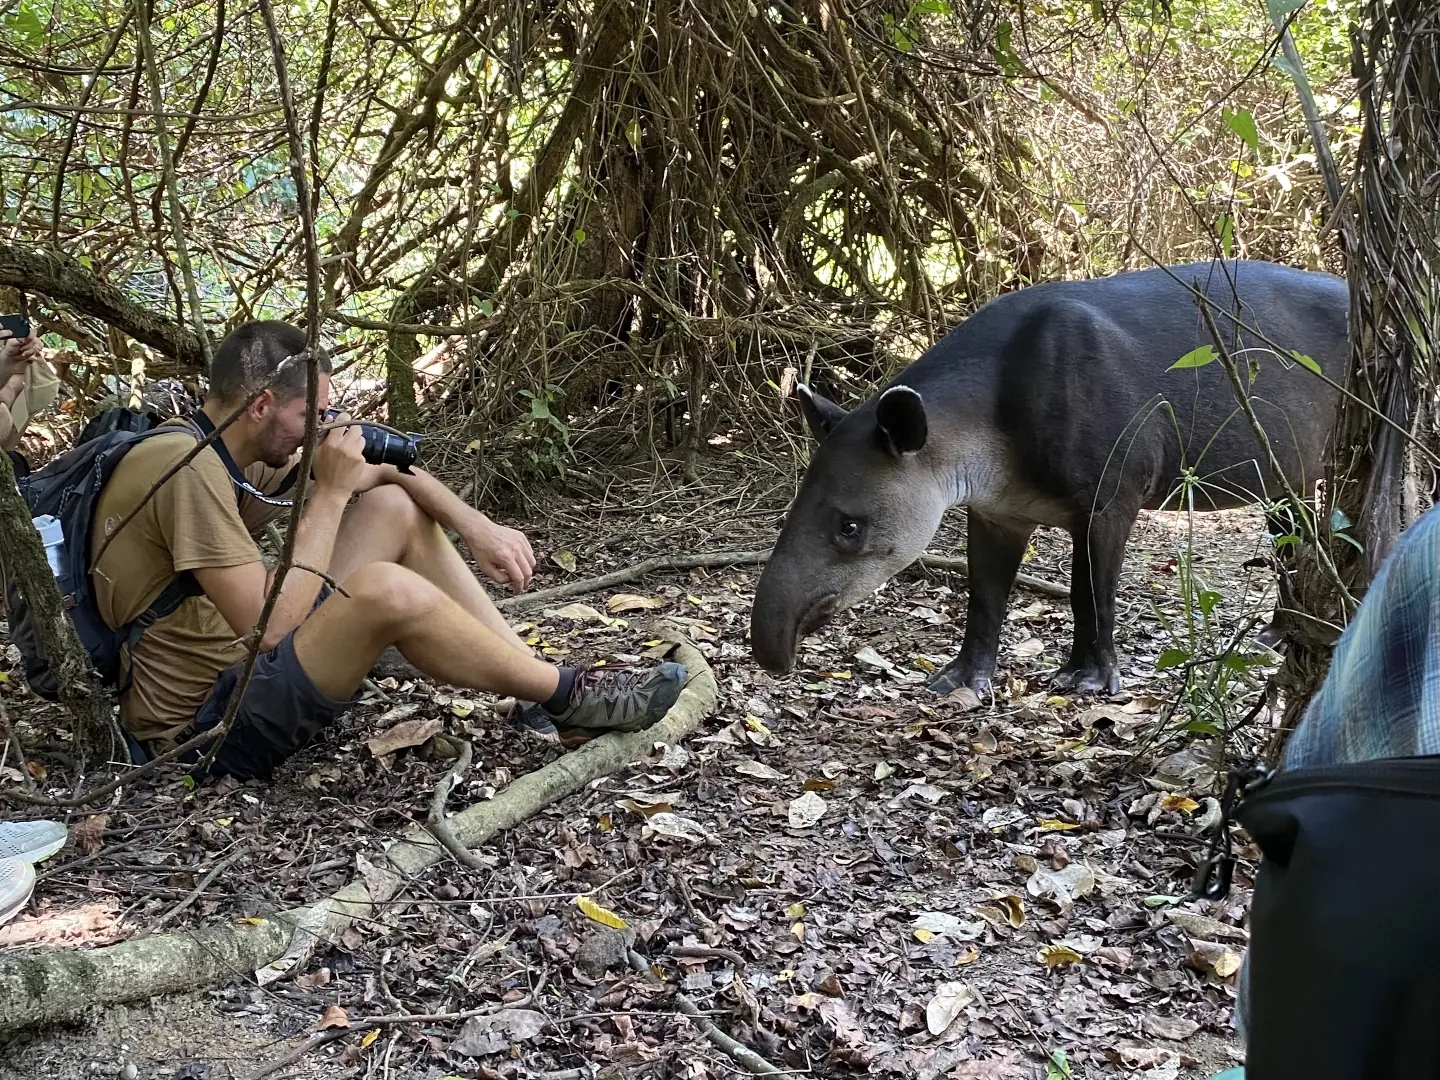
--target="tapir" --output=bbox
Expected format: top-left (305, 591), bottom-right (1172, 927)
top-left (750, 259), bottom-right (1347, 695)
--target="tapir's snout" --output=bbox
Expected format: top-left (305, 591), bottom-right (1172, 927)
top-left (750, 569), bottom-right (839, 675)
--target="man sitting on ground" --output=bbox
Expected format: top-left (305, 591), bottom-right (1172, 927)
top-left (92, 320), bottom-right (685, 780)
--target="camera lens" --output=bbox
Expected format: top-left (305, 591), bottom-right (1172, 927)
top-left (359, 426), bottom-right (420, 472)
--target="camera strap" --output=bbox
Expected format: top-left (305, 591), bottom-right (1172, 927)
top-left (181, 409), bottom-right (300, 508)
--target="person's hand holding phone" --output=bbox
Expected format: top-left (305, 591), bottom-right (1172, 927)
top-left (0, 316), bottom-right (42, 385)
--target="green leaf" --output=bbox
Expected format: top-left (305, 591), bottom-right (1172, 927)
top-left (1222, 106), bottom-right (1259, 154)
top-left (1273, 533), bottom-right (1301, 550)
top-left (1331, 508), bottom-right (1354, 532)
top-left (505, 207), bottom-right (520, 220)
top-left (1157, 647), bottom-right (1191, 671)
top-left (1271, 55), bottom-right (1301, 81)
top-left (1289, 349), bottom-right (1322, 376)
top-left (1168, 345), bottom-right (1217, 370)
top-left (6, 7), bottom-right (45, 47)
top-left (1046, 1049), bottom-right (1073, 1080)
top-left (914, 0), bottom-right (952, 13)
top-left (1336, 531), bottom-right (1365, 553)
top-left (530, 398), bottom-right (551, 420)
top-left (1198, 590), bottom-right (1222, 618)
top-left (572, 228), bottom-right (586, 244)
top-left (1208, 1069), bottom-right (1246, 1080)
top-left (1184, 719), bottom-right (1222, 736)
top-left (1265, 0), bottom-right (1305, 23)
top-left (477, 298), bottom-right (494, 317)
top-left (1217, 213), bottom-right (1234, 259)
top-left (893, 25), bottom-right (916, 51)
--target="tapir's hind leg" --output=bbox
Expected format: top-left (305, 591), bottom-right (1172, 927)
top-left (928, 513), bottom-right (1036, 697)
top-left (1054, 507), bottom-right (1139, 695)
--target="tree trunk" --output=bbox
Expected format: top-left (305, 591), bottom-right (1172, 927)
top-left (1275, 0), bottom-right (1440, 741)
top-left (0, 451), bottom-right (119, 761)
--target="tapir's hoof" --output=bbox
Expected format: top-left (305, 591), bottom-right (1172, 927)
top-left (1052, 664), bottom-right (1121, 696)
top-left (927, 660), bottom-right (991, 698)
top-left (1255, 620), bottom-right (1286, 649)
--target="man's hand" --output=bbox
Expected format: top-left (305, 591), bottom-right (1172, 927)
top-left (461, 515), bottom-right (536, 593)
top-left (0, 329), bottom-right (42, 385)
top-left (312, 415), bottom-right (367, 498)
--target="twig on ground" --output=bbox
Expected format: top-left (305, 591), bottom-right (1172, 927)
top-left (626, 948), bottom-right (792, 1078)
top-left (147, 848), bottom-right (247, 934)
top-left (427, 735), bottom-right (485, 870)
top-left (495, 548), bottom-right (1070, 611)
top-left (245, 1027), bottom-right (349, 1080)
top-left (670, 945), bottom-right (746, 969)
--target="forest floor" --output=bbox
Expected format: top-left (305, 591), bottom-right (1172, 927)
top-left (0, 451), bottom-right (1281, 1080)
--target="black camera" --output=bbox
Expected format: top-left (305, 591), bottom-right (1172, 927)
top-left (323, 408), bottom-right (422, 473)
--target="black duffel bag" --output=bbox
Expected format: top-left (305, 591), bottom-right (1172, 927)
top-left (1201, 756), bottom-right (1440, 1079)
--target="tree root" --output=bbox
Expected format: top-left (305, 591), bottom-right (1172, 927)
top-left (495, 547), bottom-right (1069, 611)
top-left (0, 633), bottom-right (717, 1034)
top-left (427, 735), bottom-right (485, 870)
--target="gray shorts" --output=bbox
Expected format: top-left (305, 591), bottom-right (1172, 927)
top-left (182, 587), bottom-right (356, 781)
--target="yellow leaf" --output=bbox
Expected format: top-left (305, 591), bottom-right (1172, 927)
top-left (215, 817), bottom-right (233, 827)
top-left (686, 594), bottom-right (704, 605)
top-left (361, 1028), bottom-right (380, 1048)
top-left (576, 895), bottom-right (630, 929)
top-left (993, 893), bottom-right (1025, 928)
top-left (1045, 695), bottom-right (1070, 707)
top-left (451, 700), bottom-right (475, 718)
top-left (1161, 794), bottom-right (1200, 814)
top-left (642, 639), bottom-right (665, 647)
top-left (744, 715), bottom-right (772, 736)
top-left (464, 439), bottom-right (481, 454)
top-left (1213, 948), bottom-right (1244, 978)
top-left (819, 670), bottom-right (852, 679)
top-left (597, 813), bottom-right (613, 833)
top-left (0, 671), bottom-right (9, 682)
top-left (236, 917), bottom-right (267, 925)
top-left (956, 948), bottom-right (980, 965)
top-left (552, 549), bottom-right (577, 573)
top-left (803, 778), bottom-right (834, 792)
top-left (911, 655), bottom-right (937, 673)
top-left (542, 646), bottom-right (570, 656)
top-left (786, 902), bottom-right (806, 919)
top-left (1037, 818), bottom-right (1082, 832)
top-left (914, 928), bottom-right (935, 943)
top-left (1038, 945), bottom-right (1084, 967)
top-left (792, 921), bottom-right (805, 941)
top-left (525, 635), bottom-right (541, 646)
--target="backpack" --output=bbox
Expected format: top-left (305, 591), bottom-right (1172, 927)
top-left (3, 408), bottom-right (202, 700)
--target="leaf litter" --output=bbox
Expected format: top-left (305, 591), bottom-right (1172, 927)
top-left (1, 499), bottom-right (1268, 1078)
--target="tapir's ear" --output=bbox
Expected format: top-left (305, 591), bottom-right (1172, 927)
top-left (875, 385), bottom-right (927, 456)
top-left (795, 384), bottom-right (848, 443)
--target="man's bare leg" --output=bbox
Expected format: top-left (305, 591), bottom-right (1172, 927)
top-left (330, 486), bottom-right (530, 654)
top-left (292, 561), bottom-right (560, 703)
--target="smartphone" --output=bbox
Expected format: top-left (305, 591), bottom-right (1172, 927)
top-left (0, 314), bottom-right (31, 339)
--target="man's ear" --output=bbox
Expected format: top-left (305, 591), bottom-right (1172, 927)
top-left (796, 384), bottom-right (848, 443)
top-left (875, 385), bottom-right (927, 456)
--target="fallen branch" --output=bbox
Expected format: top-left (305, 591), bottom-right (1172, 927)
top-left (495, 548), bottom-right (1070, 610)
top-left (427, 736), bottom-right (484, 870)
top-left (0, 634), bottom-right (716, 1033)
top-left (626, 948), bottom-right (792, 1078)
top-left (147, 848), bottom-right (247, 935)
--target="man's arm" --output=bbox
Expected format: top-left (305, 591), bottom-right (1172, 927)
top-left (197, 426), bottom-right (369, 649)
top-left (357, 463), bottom-right (536, 592)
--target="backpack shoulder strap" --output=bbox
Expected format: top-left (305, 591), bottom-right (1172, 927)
top-left (114, 571), bottom-right (204, 697)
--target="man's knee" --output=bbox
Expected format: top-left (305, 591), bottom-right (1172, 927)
top-left (343, 561), bottom-right (443, 627)
top-left (356, 482), bottom-right (424, 527)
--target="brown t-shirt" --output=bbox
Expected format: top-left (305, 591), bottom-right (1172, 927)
top-left (90, 424), bottom-right (297, 744)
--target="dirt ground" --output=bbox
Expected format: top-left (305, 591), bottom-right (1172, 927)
top-left (0, 456), bottom-right (1281, 1080)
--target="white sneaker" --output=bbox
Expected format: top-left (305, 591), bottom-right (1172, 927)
top-left (0, 819), bottom-right (67, 864)
top-left (0, 857), bottom-right (35, 926)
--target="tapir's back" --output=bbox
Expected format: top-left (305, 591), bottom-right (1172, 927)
top-left (901, 260), bottom-right (1348, 511)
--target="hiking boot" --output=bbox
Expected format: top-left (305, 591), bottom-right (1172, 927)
top-left (555, 661), bottom-right (688, 733)
top-left (0, 818), bottom-right (67, 864)
top-left (0, 857), bottom-right (35, 926)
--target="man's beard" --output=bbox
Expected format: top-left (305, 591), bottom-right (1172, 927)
top-left (256, 425), bottom-right (296, 469)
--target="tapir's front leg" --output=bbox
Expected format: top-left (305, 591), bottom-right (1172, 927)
top-left (1054, 509), bottom-right (1138, 694)
top-left (929, 513), bottom-right (1036, 696)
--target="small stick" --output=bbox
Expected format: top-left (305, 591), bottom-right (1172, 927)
top-left (427, 736), bottom-right (485, 870)
top-left (670, 945), bottom-right (746, 969)
top-left (147, 848), bottom-right (246, 934)
top-left (495, 548), bottom-right (1069, 611)
top-left (244, 1027), bottom-right (348, 1080)
top-left (626, 949), bottom-right (792, 1078)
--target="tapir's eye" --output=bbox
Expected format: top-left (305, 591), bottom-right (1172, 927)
top-left (839, 520), bottom-right (861, 539)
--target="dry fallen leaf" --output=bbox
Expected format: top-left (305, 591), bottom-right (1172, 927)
top-left (575, 895), bottom-right (629, 930)
top-left (992, 893), bottom-right (1025, 928)
top-left (913, 911), bottom-right (986, 941)
top-left (735, 759), bottom-right (786, 781)
top-left (366, 717), bottom-right (443, 758)
top-left (1164, 909), bottom-right (1248, 942)
top-left (925, 981), bottom-right (975, 1035)
top-left (318, 1005), bottom-right (350, 1030)
top-left (1143, 1014), bottom-right (1200, 1041)
top-left (552, 549), bottom-right (578, 573)
top-left (606, 593), bottom-right (664, 613)
top-left (294, 967), bottom-right (333, 990)
top-left (1026, 862), bottom-right (1096, 905)
top-left (73, 813), bottom-right (107, 855)
top-left (788, 790), bottom-right (828, 828)
top-left (1160, 794), bottom-right (1201, 814)
top-left (644, 812), bottom-right (709, 843)
top-left (545, 602), bottom-right (610, 623)
top-left (1037, 944), bottom-right (1084, 967)
top-left (944, 686), bottom-right (983, 711)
